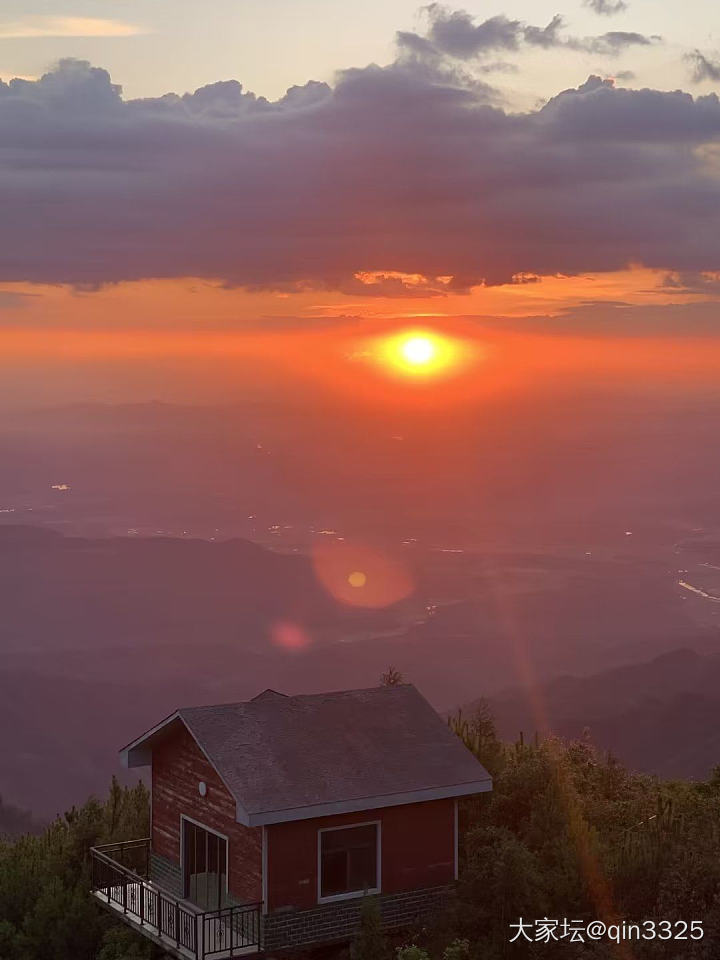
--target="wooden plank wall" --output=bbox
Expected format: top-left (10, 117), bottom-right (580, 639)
top-left (266, 797), bottom-right (455, 911)
top-left (151, 722), bottom-right (263, 904)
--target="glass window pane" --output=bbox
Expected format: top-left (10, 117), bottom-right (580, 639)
top-left (320, 825), bottom-right (377, 897)
top-left (323, 824), bottom-right (376, 851)
top-left (218, 837), bottom-right (228, 907)
top-left (321, 849), bottom-right (348, 897)
top-left (348, 844), bottom-right (376, 892)
top-left (183, 821), bottom-right (226, 910)
top-left (197, 829), bottom-right (207, 873)
top-left (208, 833), bottom-right (218, 873)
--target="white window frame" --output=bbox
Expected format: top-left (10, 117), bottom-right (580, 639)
top-left (180, 814), bottom-right (230, 906)
top-left (453, 799), bottom-right (459, 881)
top-left (261, 825), bottom-right (268, 915)
top-left (317, 819), bottom-right (381, 904)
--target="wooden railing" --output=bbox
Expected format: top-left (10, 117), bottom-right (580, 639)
top-left (90, 841), bottom-right (262, 957)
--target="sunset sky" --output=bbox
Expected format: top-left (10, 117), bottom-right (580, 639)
top-left (2, 0), bottom-right (720, 406)
top-left (6, 0), bottom-right (720, 834)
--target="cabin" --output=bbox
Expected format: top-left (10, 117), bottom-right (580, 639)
top-left (90, 684), bottom-right (492, 958)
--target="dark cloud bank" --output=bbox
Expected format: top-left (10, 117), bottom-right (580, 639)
top-left (1, 17), bottom-right (719, 294)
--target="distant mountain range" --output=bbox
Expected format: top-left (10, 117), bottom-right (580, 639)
top-left (482, 648), bottom-right (720, 780)
top-left (2, 524), bottom-right (719, 817)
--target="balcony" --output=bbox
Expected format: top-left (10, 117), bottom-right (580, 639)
top-left (90, 840), bottom-right (262, 959)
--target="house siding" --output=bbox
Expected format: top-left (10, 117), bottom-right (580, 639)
top-left (265, 798), bottom-right (456, 913)
top-left (151, 723), bottom-right (262, 904)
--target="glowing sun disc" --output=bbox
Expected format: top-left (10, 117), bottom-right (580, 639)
top-left (401, 336), bottom-right (436, 366)
top-left (373, 329), bottom-right (468, 380)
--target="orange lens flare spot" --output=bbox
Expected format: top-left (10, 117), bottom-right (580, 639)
top-left (269, 621), bottom-right (312, 651)
top-left (312, 542), bottom-right (413, 608)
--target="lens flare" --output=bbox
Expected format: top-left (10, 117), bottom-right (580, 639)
top-left (269, 620), bottom-right (312, 651)
top-left (312, 541), bottom-right (413, 608)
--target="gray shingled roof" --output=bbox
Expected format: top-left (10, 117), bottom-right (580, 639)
top-left (122, 684), bottom-right (492, 826)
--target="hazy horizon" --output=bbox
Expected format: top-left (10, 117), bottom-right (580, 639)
top-left (3, 0), bottom-right (720, 820)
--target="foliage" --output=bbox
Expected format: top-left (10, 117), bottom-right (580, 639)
top-left (96, 926), bottom-right (157, 960)
top-left (417, 714), bottom-right (720, 959)
top-left (0, 777), bottom-right (156, 960)
top-left (448, 701), bottom-right (505, 778)
top-left (397, 946), bottom-right (430, 960)
top-left (381, 666), bottom-right (405, 687)
top-left (4, 710), bottom-right (720, 960)
top-left (350, 896), bottom-right (390, 960)
top-left (442, 941), bottom-right (470, 960)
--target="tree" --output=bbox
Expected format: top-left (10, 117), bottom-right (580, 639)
top-left (381, 666), bottom-right (404, 687)
top-left (350, 896), bottom-right (390, 960)
top-left (459, 825), bottom-right (548, 931)
top-left (0, 779), bottom-right (151, 960)
top-left (449, 701), bottom-right (505, 778)
top-left (96, 926), bottom-right (156, 960)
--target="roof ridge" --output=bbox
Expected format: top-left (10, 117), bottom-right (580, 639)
top-left (177, 682), bottom-right (416, 713)
top-left (294, 683), bottom-right (415, 700)
top-left (251, 688), bottom-right (288, 702)
top-left (121, 682), bottom-right (492, 827)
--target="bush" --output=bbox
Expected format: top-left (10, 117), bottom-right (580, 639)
top-left (350, 896), bottom-right (390, 960)
top-left (443, 940), bottom-right (471, 960)
top-left (0, 778), bottom-right (151, 960)
top-left (396, 947), bottom-right (430, 960)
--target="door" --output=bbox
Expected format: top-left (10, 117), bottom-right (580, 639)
top-left (182, 819), bottom-right (228, 910)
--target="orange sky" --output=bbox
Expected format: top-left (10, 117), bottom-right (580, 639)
top-left (0, 265), bottom-right (706, 331)
top-left (1, 267), bottom-right (719, 406)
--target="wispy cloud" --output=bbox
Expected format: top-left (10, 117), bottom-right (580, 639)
top-left (584, 0), bottom-right (629, 16)
top-left (684, 49), bottom-right (720, 83)
top-left (0, 17), bottom-right (143, 39)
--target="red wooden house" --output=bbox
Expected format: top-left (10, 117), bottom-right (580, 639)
top-left (90, 684), bottom-right (492, 958)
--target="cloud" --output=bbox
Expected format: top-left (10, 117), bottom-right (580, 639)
top-left (397, 5), bottom-right (657, 62)
top-left (0, 291), bottom-right (32, 309)
top-left (250, 314), bottom-right (363, 330)
top-left (584, 0), bottom-right (629, 16)
top-left (469, 300), bottom-right (720, 338)
top-left (0, 16), bottom-right (143, 38)
top-left (397, 8), bottom-right (566, 59)
top-left (685, 50), bottom-right (720, 84)
top-left (577, 31), bottom-right (657, 55)
top-left (2, 54), bottom-right (720, 294)
top-left (662, 271), bottom-right (720, 295)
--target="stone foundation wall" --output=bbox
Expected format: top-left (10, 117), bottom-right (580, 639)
top-left (263, 885), bottom-right (453, 952)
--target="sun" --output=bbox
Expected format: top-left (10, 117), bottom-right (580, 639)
top-left (400, 336), bottom-right (437, 367)
top-left (372, 329), bottom-right (467, 379)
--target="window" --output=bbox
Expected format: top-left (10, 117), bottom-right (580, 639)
top-left (319, 823), bottom-right (380, 901)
